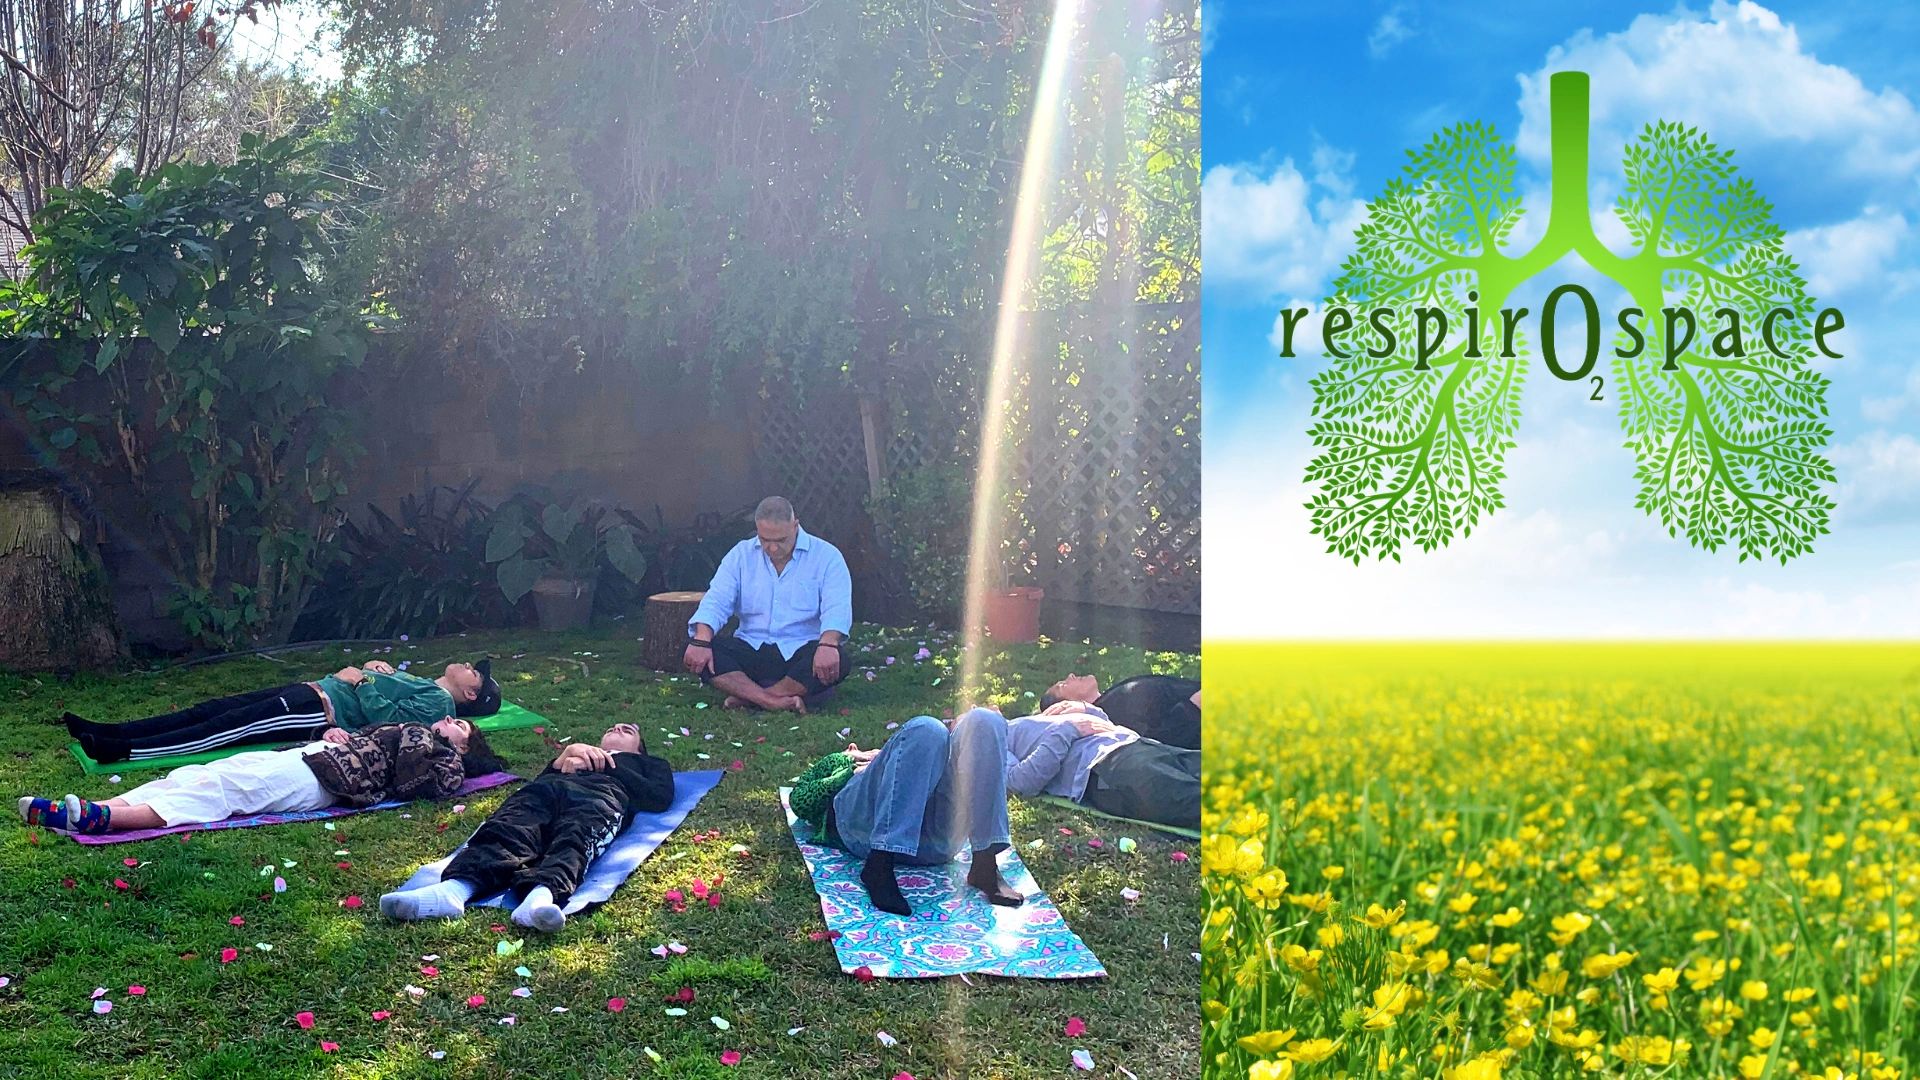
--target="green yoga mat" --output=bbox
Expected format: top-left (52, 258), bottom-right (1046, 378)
top-left (1035, 795), bottom-right (1200, 840)
top-left (67, 701), bottom-right (552, 775)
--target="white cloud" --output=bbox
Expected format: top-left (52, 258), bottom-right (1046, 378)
top-left (1515, 1), bottom-right (1920, 182)
top-left (1368, 7), bottom-right (1413, 59)
top-left (1201, 1), bottom-right (1218, 55)
top-left (1862, 368), bottom-right (1920, 424)
top-left (1201, 151), bottom-right (1367, 299)
top-left (1831, 431), bottom-right (1920, 525)
top-left (1786, 208), bottom-right (1911, 298)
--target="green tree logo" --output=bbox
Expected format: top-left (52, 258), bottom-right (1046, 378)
top-left (1302, 72), bottom-right (1836, 564)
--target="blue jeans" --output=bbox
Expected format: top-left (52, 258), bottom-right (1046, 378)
top-left (830, 708), bottom-right (1012, 863)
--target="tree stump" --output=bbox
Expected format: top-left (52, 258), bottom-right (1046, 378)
top-left (0, 480), bottom-right (124, 672)
top-left (642, 591), bottom-right (705, 671)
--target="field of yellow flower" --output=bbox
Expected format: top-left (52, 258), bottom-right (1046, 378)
top-left (1203, 643), bottom-right (1920, 1080)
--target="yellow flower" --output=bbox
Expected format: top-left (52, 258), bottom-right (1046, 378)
top-left (1243, 869), bottom-right (1289, 909)
top-left (1548, 912), bottom-right (1593, 946)
top-left (1579, 951), bottom-right (1636, 979)
top-left (1643, 967), bottom-right (1680, 994)
top-left (1371, 982), bottom-right (1414, 1017)
top-left (1685, 956), bottom-right (1726, 991)
top-left (1491, 906), bottom-right (1525, 928)
top-left (1748, 1027), bottom-right (1776, 1050)
top-left (1250, 1060), bottom-right (1296, 1080)
top-left (1551, 1029), bottom-right (1602, 1050)
top-left (1531, 968), bottom-right (1569, 996)
top-left (1280, 944), bottom-right (1322, 974)
top-left (1285, 1038), bottom-right (1338, 1064)
top-left (1447, 1057), bottom-right (1504, 1080)
top-left (1321, 865), bottom-right (1345, 881)
top-left (1237, 1029), bottom-right (1297, 1056)
top-left (1613, 1036), bottom-right (1687, 1066)
top-left (1740, 979), bottom-right (1769, 1002)
top-left (1315, 924), bottom-right (1345, 948)
top-left (1740, 1054), bottom-right (1770, 1079)
top-left (1356, 901), bottom-right (1405, 929)
top-left (1447, 891), bottom-right (1479, 914)
top-left (1287, 890), bottom-right (1333, 914)
top-left (1202, 834), bottom-right (1264, 880)
top-left (1505, 1022), bottom-right (1536, 1050)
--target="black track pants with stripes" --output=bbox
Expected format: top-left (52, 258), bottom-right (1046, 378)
top-left (76, 683), bottom-right (331, 763)
top-left (441, 776), bottom-right (625, 907)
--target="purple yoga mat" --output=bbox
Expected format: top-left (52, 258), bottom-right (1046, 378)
top-left (64, 772), bottom-right (520, 845)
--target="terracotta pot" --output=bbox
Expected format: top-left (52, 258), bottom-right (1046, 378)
top-left (982, 586), bottom-right (1044, 643)
top-left (531, 575), bottom-right (597, 632)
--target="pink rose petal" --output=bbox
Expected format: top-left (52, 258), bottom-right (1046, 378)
top-left (341, 895), bottom-right (363, 910)
top-left (320, 1040), bottom-right (339, 1053)
top-left (93, 999), bottom-right (112, 1015)
top-left (220, 948), bottom-right (239, 964)
top-left (720, 1050), bottom-right (742, 1066)
top-left (122, 858), bottom-right (138, 867)
top-left (371, 1010), bottom-right (391, 1021)
top-left (466, 995), bottom-right (486, 1007)
top-left (296, 1011), bottom-right (315, 1029)
top-left (229, 916), bottom-right (245, 926)
top-left (1065, 1016), bottom-right (1087, 1037)
top-left (127, 985), bottom-right (146, 997)
top-left (607, 997), bottom-right (627, 1013)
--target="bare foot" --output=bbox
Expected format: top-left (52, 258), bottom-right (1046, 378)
top-left (721, 695), bottom-right (752, 711)
top-left (778, 695), bottom-right (807, 715)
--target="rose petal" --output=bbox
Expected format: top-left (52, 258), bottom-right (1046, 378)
top-left (663, 1008), bottom-right (688, 1017)
top-left (273, 877), bottom-right (286, 893)
top-left (93, 1000), bottom-right (112, 1015)
top-left (466, 995), bottom-right (486, 1007)
top-left (1121, 887), bottom-right (1142, 902)
top-left (720, 1050), bottom-right (742, 1066)
top-left (1065, 1016), bottom-right (1087, 1037)
top-left (789, 1027), bottom-right (806, 1036)
top-left (711, 1015), bottom-right (731, 1031)
top-left (255, 943), bottom-right (273, 952)
top-left (371, 1010), bottom-right (391, 1021)
top-left (550, 1006), bottom-right (568, 1013)
top-left (876, 1030), bottom-right (898, 1047)
top-left (497, 1015), bottom-right (516, 1026)
top-left (1072, 1049), bottom-right (1095, 1070)
top-left (320, 1040), bottom-right (339, 1052)
top-left (341, 895), bottom-right (363, 909)
top-left (122, 858), bottom-right (138, 867)
top-left (91, 987), bottom-right (108, 999)
top-left (420, 954), bottom-right (439, 961)
top-left (420, 966), bottom-right (439, 977)
top-left (296, 1011), bottom-right (315, 1029)
top-left (220, 948), bottom-right (239, 964)
top-left (113, 879), bottom-right (129, 890)
top-left (128, 985), bottom-right (146, 997)
top-left (404, 985), bottom-right (426, 998)
top-left (429, 1051), bottom-right (445, 1060)
top-left (512, 987), bottom-right (531, 998)
top-left (514, 966), bottom-right (532, 978)
top-left (607, 998), bottom-right (626, 1013)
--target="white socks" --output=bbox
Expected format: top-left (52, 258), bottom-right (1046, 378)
top-left (511, 885), bottom-right (566, 932)
top-left (379, 878), bottom-right (477, 921)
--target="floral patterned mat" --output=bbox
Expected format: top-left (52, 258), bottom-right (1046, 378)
top-left (780, 787), bottom-right (1106, 980)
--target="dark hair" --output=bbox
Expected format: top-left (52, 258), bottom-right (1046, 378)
top-left (1039, 689), bottom-right (1064, 711)
top-left (458, 726), bottom-right (508, 778)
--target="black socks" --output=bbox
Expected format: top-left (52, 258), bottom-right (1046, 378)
top-left (968, 846), bottom-right (1023, 907)
top-left (860, 850), bottom-right (912, 916)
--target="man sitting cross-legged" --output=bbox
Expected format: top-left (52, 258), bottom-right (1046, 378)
top-left (1004, 700), bottom-right (1199, 832)
top-left (379, 722), bottom-right (674, 932)
top-left (790, 707), bottom-right (1023, 917)
top-left (682, 496), bottom-right (852, 714)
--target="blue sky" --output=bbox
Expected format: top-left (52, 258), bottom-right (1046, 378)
top-left (1204, 0), bottom-right (1920, 637)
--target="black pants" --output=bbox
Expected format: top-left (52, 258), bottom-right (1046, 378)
top-left (72, 683), bottom-right (330, 763)
top-left (442, 777), bottom-right (624, 906)
top-left (702, 634), bottom-right (843, 696)
top-left (1081, 739), bottom-right (1200, 831)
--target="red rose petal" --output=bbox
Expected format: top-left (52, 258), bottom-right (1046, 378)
top-left (607, 997), bottom-right (626, 1013)
top-left (220, 948), bottom-right (239, 964)
top-left (853, 966), bottom-right (875, 983)
top-left (1064, 1016), bottom-right (1087, 1037)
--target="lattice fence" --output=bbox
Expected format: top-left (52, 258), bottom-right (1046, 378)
top-left (751, 299), bottom-right (1199, 617)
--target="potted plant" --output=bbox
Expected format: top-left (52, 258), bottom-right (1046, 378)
top-left (486, 495), bottom-right (649, 631)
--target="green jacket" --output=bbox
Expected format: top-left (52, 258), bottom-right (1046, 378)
top-left (790, 752), bottom-right (855, 837)
top-left (315, 671), bottom-right (456, 732)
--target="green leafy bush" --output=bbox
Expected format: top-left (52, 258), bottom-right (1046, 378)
top-left (0, 135), bottom-right (371, 648)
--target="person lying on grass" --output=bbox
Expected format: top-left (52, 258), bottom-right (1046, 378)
top-left (20, 718), bottom-right (502, 834)
top-left (1040, 671), bottom-right (1199, 750)
top-left (65, 657), bottom-right (503, 765)
top-left (379, 722), bottom-right (674, 932)
top-left (790, 707), bottom-right (1024, 917)
top-left (1006, 700), bottom-right (1199, 832)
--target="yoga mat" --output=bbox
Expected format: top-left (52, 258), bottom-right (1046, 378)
top-left (65, 772), bottom-right (520, 845)
top-left (393, 769), bottom-right (724, 916)
top-left (780, 788), bottom-right (1107, 980)
top-left (67, 701), bottom-right (553, 775)
top-left (1034, 795), bottom-right (1201, 841)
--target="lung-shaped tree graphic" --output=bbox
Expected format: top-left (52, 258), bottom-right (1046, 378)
top-left (1305, 72), bottom-right (1834, 564)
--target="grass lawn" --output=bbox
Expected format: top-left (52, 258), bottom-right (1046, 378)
top-left (0, 624), bottom-right (1198, 1078)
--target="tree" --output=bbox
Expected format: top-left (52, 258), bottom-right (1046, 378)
top-left (0, 0), bottom-right (290, 261)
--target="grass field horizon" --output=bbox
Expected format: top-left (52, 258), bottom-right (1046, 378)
top-left (1204, 641), bottom-right (1920, 1079)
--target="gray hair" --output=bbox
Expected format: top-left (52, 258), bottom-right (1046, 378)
top-left (754, 496), bottom-right (796, 524)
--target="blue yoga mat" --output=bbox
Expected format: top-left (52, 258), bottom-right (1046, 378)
top-left (393, 769), bottom-right (724, 915)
